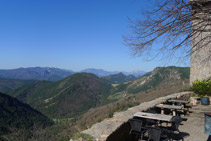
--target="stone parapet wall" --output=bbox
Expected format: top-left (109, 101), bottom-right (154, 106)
top-left (81, 91), bottom-right (193, 141)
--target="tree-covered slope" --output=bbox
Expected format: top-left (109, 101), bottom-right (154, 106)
top-left (0, 92), bottom-right (53, 136)
top-left (10, 73), bottom-right (114, 118)
top-left (0, 78), bottom-right (36, 93)
top-left (102, 73), bottom-right (136, 83)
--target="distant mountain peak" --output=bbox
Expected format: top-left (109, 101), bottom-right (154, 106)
top-left (0, 67), bottom-right (74, 81)
top-left (116, 72), bottom-right (125, 75)
top-left (80, 68), bottom-right (146, 77)
top-left (0, 67), bottom-right (146, 81)
top-left (80, 68), bottom-right (115, 77)
top-left (121, 70), bottom-right (147, 78)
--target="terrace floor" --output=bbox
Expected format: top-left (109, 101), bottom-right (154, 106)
top-left (180, 104), bottom-right (211, 141)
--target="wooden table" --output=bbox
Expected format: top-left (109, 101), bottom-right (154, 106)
top-left (155, 104), bottom-right (184, 116)
top-left (134, 112), bottom-right (174, 122)
top-left (168, 99), bottom-right (189, 105)
top-left (168, 99), bottom-right (190, 114)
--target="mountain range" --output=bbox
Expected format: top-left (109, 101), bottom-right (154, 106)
top-left (1, 66), bottom-right (190, 140)
top-left (0, 67), bottom-right (146, 82)
top-left (7, 66), bottom-right (190, 118)
top-left (80, 68), bottom-right (146, 77)
top-left (0, 67), bottom-right (146, 94)
top-left (0, 67), bottom-right (74, 81)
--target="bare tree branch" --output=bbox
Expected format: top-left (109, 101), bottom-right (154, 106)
top-left (124, 0), bottom-right (211, 62)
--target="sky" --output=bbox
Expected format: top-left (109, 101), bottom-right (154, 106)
top-left (0, 0), bottom-right (190, 72)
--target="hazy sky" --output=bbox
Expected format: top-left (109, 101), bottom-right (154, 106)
top-left (0, 0), bottom-right (189, 72)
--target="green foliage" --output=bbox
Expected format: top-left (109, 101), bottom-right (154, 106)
top-left (0, 124), bottom-right (67, 141)
top-left (102, 73), bottom-right (136, 83)
top-left (192, 79), bottom-right (211, 96)
top-left (128, 87), bottom-right (148, 94)
top-left (179, 67), bottom-right (190, 80)
top-left (0, 92), bottom-right (53, 136)
top-left (0, 78), bottom-right (36, 93)
top-left (113, 83), bottom-right (128, 93)
top-left (108, 93), bottom-right (123, 101)
top-left (108, 112), bottom-right (114, 118)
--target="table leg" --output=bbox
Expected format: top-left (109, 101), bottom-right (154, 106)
top-left (187, 107), bottom-right (190, 114)
top-left (173, 110), bottom-right (176, 116)
top-left (161, 109), bottom-right (164, 114)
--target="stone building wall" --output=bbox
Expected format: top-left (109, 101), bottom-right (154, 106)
top-left (190, 0), bottom-right (211, 84)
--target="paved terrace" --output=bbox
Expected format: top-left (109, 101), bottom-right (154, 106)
top-left (82, 91), bottom-right (193, 141)
top-left (180, 104), bottom-right (211, 141)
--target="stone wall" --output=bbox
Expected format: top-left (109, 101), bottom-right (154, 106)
top-left (190, 0), bottom-right (211, 84)
top-left (81, 91), bottom-right (193, 141)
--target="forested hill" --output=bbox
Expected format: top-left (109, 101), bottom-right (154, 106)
top-left (0, 92), bottom-right (53, 136)
top-left (9, 73), bottom-right (114, 118)
top-left (0, 78), bottom-right (36, 93)
top-left (102, 72), bottom-right (136, 83)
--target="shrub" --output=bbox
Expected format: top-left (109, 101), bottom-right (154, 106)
top-left (192, 80), bottom-right (211, 96)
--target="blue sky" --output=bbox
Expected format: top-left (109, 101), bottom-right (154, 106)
top-left (0, 0), bottom-right (189, 72)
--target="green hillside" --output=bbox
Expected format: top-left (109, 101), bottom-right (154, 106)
top-left (0, 78), bottom-right (36, 93)
top-left (127, 66), bottom-right (190, 94)
top-left (10, 73), bottom-right (114, 118)
top-left (102, 72), bottom-right (136, 83)
top-left (121, 66), bottom-right (190, 94)
top-left (0, 92), bottom-right (53, 136)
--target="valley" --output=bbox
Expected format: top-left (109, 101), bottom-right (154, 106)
top-left (0, 66), bottom-right (190, 140)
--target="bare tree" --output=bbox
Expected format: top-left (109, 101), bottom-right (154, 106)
top-left (124, 0), bottom-right (211, 62)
